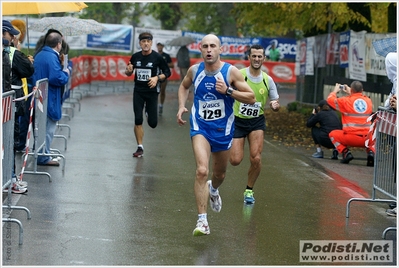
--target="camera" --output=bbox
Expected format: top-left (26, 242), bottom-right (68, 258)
top-left (339, 85), bottom-right (345, 90)
top-left (314, 105), bottom-right (318, 113)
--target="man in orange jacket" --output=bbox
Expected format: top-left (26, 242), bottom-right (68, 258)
top-left (327, 81), bottom-right (374, 166)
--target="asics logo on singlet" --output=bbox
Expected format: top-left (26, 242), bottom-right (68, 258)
top-left (146, 63), bottom-right (153, 67)
top-left (202, 102), bottom-right (220, 109)
top-left (353, 99), bottom-right (367, 113)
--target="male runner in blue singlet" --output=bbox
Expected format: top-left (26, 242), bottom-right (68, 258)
top-left (177, 34), bottom-right (256, 236)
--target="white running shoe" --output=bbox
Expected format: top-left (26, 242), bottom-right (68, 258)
top-left (16, 180), bottom-right (28, 188)
top-left (3, 183), bottom-right (28, 194)
top-left (192, 219), bottom-right (210, 236)
top-left (207, 180), bottom-right (222, 212)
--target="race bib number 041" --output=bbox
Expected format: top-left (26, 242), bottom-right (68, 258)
top-left (199, 100), bottom-right (225, 121)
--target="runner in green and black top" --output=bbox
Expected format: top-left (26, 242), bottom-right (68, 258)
top-left (229, 44), bottom-right (280, 204)
top-left (125, 32), bottom-right (171, 157)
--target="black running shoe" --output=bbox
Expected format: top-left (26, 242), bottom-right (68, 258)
top-left (340, 149), bottom-right (353, 164)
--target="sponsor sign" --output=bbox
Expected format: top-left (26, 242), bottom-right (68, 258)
top-left (300, 240), bottom-right (394, 263)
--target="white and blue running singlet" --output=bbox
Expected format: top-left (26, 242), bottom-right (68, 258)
top-left (190, 62), bottom-right (235, 139)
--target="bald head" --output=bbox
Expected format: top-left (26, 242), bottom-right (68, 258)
top-left (201, 34), bottom-right (221, 47)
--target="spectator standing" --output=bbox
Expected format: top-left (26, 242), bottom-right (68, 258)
top-left (2, 38), bottom-right (12, 92)
top-left (156, 42), bottom-right (174, 116)
top-left (267, 41), bottom-right (281, 62)
top-left (176, 34), bottom-right (255, 236)
top-left (125, 32), bottom-right (171, 157)
top-left (3, 20), bottom-right (33, 192)
top-left (327, 81), bottom-right (374, 166)
top-left (384, 52), bottom-right (397, 108)
top-left (19, 29), bottom-right (64, 153)
top-left (176, 45), bottom-right (190, 81)
top-left (1, 38), bottom-right (27, 194)
top-left (32, 31), bottom-right (70, 166)
top-left (229, 44), bottom-right (280, 204)
top-left (306, 100), bottom-right (342, 159)
top-left (10, 19), bottom-right (35, 153)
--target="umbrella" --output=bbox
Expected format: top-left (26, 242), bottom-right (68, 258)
top-left (167, 36), bottom-right (196, 46)
top-left (2, 2), bottom-right (88, 15)
top-left (29, 17), bottom-right (105, 36)
top-left (2, 2), bottom-right (88, 53)
top-left (372, 37), bottom-right (397, 58)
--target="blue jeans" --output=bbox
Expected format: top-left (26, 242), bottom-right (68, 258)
top-left (37, 117), bottom-right (57, 165)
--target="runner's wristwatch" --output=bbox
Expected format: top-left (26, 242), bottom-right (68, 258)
top-left (226, 87), bottom-right (234, 96)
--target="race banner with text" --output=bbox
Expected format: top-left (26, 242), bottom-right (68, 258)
top-left (183, 31), bottom-right (297, 60)
top-left (70, 55), bottom-right (296, 89)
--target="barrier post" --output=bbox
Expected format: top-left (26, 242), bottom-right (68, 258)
top-left (23, 78), bottom-right (66, 182)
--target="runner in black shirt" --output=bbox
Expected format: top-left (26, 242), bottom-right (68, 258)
top-left (125, 32), bottom-right (171, 157)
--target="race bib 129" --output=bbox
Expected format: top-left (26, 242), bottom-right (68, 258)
top-left (198, 99), bottom-right (225, 121)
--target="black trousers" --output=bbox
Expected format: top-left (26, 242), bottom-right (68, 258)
top-left (311, 127), bottom-right (335, 149)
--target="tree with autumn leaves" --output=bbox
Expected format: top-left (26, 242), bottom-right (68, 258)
top-left (79, 2), bottom-right (396, 37)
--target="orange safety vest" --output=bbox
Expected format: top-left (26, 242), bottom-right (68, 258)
top-left (327, 92), bottom-right (372, 135)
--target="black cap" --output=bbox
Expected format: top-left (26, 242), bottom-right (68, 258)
top-left (139, 32), bottom-right (153, 41)
top-left (157, 42), bottom-right (164, 46)
top-left (318, 100), bottom-right (327, 107)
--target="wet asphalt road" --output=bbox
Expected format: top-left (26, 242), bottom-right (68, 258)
top-left (2, 81), bottom-right (396, 266)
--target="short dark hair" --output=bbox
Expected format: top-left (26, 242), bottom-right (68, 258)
top-left (139, 32), bottom-right (153, 41)
top-left (350, 81), bottom-right (363, 93)
top-left (249, 44), bottom-right (265, 55)
top-left (61, 40), bottom-right (69, 54)
top-left (45, 32), bottom-right (62, 48)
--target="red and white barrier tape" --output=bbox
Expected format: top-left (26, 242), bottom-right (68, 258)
top-left (18, 86), bottom-right (38, 181)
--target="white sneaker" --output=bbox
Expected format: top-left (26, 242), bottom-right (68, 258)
top-left (16, 180), bottom-right (28, 188)
top-left (3, 183), bottom-right (28, 194)
top-left (207, 180), bottom-right (222, 212)
top-left (192, 219), bottom-right (210, 236)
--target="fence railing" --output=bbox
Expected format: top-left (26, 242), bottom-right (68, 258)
top-left (2, 90), bottom-right (31, 245)
top-left (346, 107), bottom-right (397, 238)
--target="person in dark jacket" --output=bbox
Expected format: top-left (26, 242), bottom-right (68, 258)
top-left (176, 45), bottom-right (190, 81)
top-left (2, 38), bottom-right (12, 92)
top-left (306, 99), bottom-right (342, 159)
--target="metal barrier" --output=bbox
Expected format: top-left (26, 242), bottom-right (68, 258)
top-left (346, 107), bottom-right (397, 238)
top-left (2, 91), bottom-right (31, 245)
top-left (23, 78), bottom-right (66, 182)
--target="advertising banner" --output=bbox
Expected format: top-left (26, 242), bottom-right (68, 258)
top-left (365, 33), bottom-right (397, 76)
top-left (298, 39), bottom-right (307, 76)
top-left (326, 32), bottom-right (340, 65)
top-left (314, 34), bottom-right (327, 68)
top-left (261, 37), bottom-right (297, 60)
top-left (70, 55), bottom-right (296, 89)
top-left (183, 31), bottom-right (297, 60)
top-left (348, 30), bottom-right (367, 82)
top-left (339, 31), bottom-right (350, 68)
top-left (305, 37), bottom-right (315, 75)
top-left (87, 23), bottom-right (133, 53)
